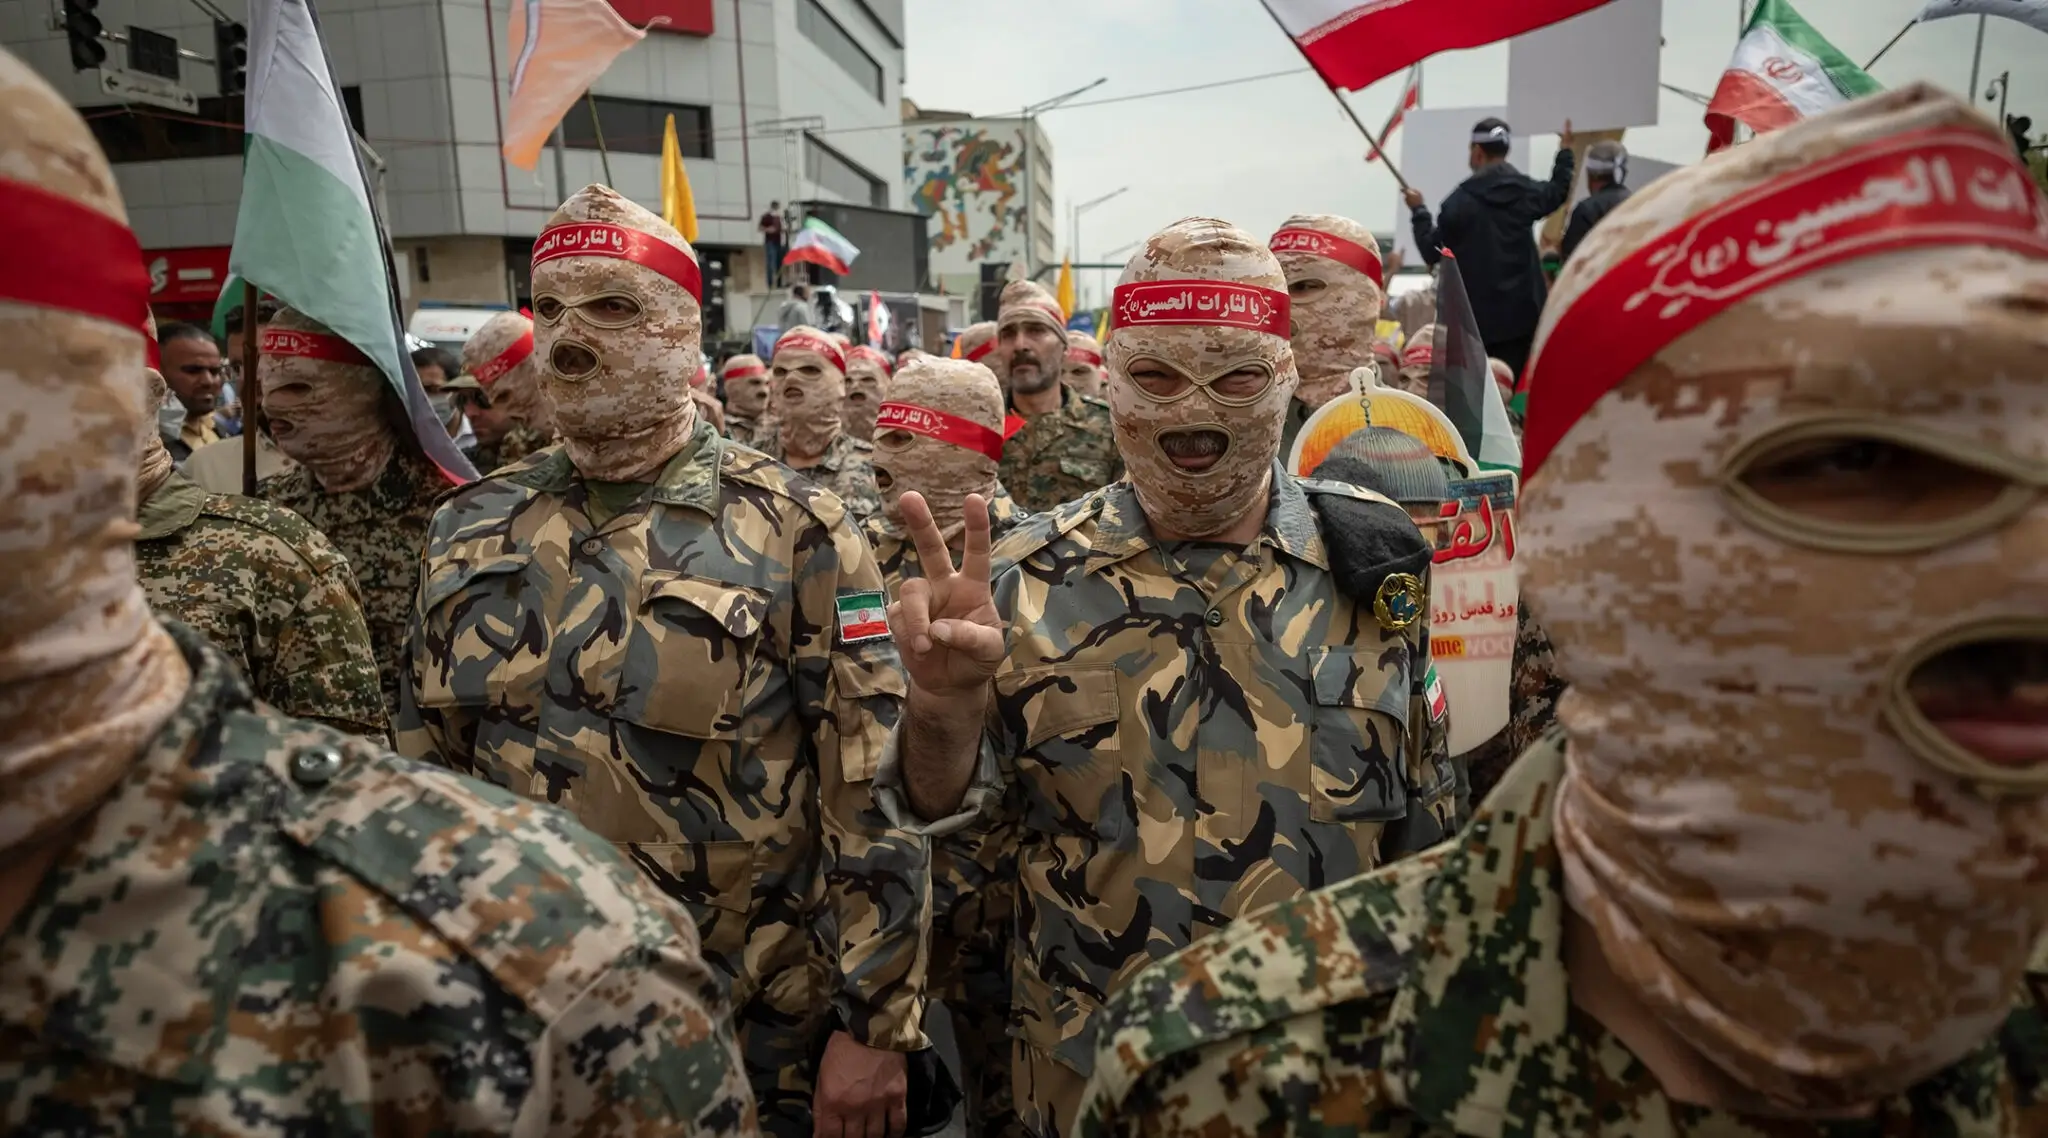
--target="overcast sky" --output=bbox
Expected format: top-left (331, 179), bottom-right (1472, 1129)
top-left (901, 0), bottom-right (2041, 298)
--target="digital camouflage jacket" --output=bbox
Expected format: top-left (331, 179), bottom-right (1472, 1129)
top-left (0, 622), bottom-right (755, 1137)
top-left (1077, 733), bottom-right (2048, 1138)
top-left (136, 470), bottom-right (387, 739)
top-left (877, 469), bottom-right (1458, 1137)
top-left (395, 424), bottom-right (926, 1132)
top-left (997, 385), bottom-right (1123, 514)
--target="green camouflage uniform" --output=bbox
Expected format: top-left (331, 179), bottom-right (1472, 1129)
top-left (469, 422), bottom-right (552, 476)
top-left (0, 621), bottom-right (755, 1135)
top-left (395, 424), bottom-right (927, 1136)
top-left (875, 469), bottom-right (1459, 1138)
top-left (260, 450), bottom-right (447, 720)
top-left (762, 426), bottom-right (883, 523)
top-left (725, 413), bottom-right (770, 450)
top-left (1076, 733), bottom-right (2048, 1137)
top-left (997, 386), bottom-right (1123, 514)
top-left (863, 485), bottom-right (1031, 1138)
top-left (136, 470), bottom-right (388, 739)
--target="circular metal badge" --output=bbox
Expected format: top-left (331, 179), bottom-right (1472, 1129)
top-left (1374, 571), bottom-right (1426, 632)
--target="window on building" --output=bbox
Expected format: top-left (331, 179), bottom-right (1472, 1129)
top-left (85, 86), bottom-right (367, 164)
top-left (805, 134), bottom-right (886, 208)
top-left (796, 0), bottom-right (883, 101)
top-left (560, 95), bottom-right (713, 158)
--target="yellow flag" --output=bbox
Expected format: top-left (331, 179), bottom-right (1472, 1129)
top-left (1055, 258), bottom-right (1076, 320)
top-left (660, 113), bottom-right (699, 243)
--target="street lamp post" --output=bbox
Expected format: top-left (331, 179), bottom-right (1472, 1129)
top-left (1020, 78), bottom-right (1106, 279)
top-left (1071, 186), bottom-right (1128, 310)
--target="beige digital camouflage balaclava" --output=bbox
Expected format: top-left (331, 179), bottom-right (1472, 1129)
top-left (1394, 327), bottom-right (1434, 396)
top-left (843, 344), bottom-right (893, 441)
top-left (1519, 84), bottom-right (2048, 1113)
top-left (1106, 217), bottom-right (1298, 537)
top-left (873, 357), bottom-right (1005, 541)
top-left (954, 321), bottom-right (999, 373)
top-left (771, 325), bottom-right (847, 458)
top-left (721, 353), bottom-right (771, 421)
top-left (531, 184), bottom-right (702, 482)
top-left (1271, 213), bottom-right (1386, 410)
top-left (0, 46), bottom-right (188, 856)
top-left (259, 307), bottom-right (397, 492)
top-left (1063, 330), bottom-right (1107, 399)
top-left (461, 308), bottom-right (550, 434)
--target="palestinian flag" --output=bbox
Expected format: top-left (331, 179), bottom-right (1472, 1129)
top-left (1706, 0), bottom-right (1880, 152)
top-left (1426, 252), bottom-right (1520, 474)
top-left (783, 216), bottom-right (861, 276)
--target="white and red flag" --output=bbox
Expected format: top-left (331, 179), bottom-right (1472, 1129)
top-left (1366, 64), bottom-right (1421, 163)
top-left (1705, 0), bottom-right (1880, 152)
top-left (1263, 0), bottom-right (1619, 92)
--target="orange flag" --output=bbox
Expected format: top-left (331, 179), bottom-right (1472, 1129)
top-left (501, 0), bottom-right (646, 171)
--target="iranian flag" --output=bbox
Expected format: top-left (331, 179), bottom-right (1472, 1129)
top-left (1706, 0), bottom-right (1881, 152)
top-left (1366, 64), bottom-right (1421, 164)
top-left (782, 216), bottom-right (861, 276)
top-left (225, 0), bottom-right (474, 483)
top-left (1264, 0), bottom-right (1619, 93)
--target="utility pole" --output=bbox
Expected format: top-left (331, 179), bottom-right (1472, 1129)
top-left (1018, 78), bottom-right (1104, 278)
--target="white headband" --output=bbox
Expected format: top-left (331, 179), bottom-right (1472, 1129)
top-left (1471, 124), bottom-right (1511, 143)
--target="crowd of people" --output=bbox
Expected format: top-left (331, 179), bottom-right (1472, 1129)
top-left (2, 35), bottom-right (2044, 1138)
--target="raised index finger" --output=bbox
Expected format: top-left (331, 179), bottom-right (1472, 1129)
top-left (898, 491), bottom-right (956, 580)
top-left (958, 493), bottom-right (992, 587)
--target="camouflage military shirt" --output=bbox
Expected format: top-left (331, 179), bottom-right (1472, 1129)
top-left (765, 429), bottom-right (883, 523)
top-left (469, 422), bottom-right (553, 476)
top-left (1462, 605), bottom-right (1567, 803)
top-left (0, 621), bottom-right (755, 1136)
top-left (260, 450), bottom-right (448, 719)
top-left (997, 386), bottom-right (1123, 513)
top-left (875, 469), bottom-right (1459, 1137)
top-left (395, 424), bottom-right (926, 1134)
top-left (863, 484), bottom-right (1031, 1138)
top-left (1076, 733), bottom-right (2048, 1137)
top-left (725, 413), bottom-right (769, 450)
top-left (135, 470), bottom-right (388, 739)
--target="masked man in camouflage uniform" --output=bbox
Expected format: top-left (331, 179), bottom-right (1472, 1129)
top-left (955, 320), bottom-right (998, 373)
top-left (843, 344), bottom-right (892, 442)
top-left (1062, 330), bottom-right (1106, 400)
top-left (992, 280), bottom-right (1121, 512)
top-left (720, 352), bottom-right (773, 447)
top-left (1270, 214), bottom-right (1387, 456)
top-left (258, 307), bottom-right (459, 718)
top-left (862, 355), bottom-right (1029, 1138)
top-left (762, 325), bottom-right (883, 521)
top-left (1077, 86), bottom-right (2048, 1138)
top-left (396, 184), bottom-right (928, 1138)
top-left (877, 217), bottom-right (1458, 1138)
top-left (450, 308), bottom-right (552, 474)
top-left (134, 366), bottom-right (387, 739)
top-left (0, 53), bottom-right (754, 1134)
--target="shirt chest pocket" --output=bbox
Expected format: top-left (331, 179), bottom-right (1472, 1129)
top-left (414, 553), bottom-right (535, 709)
top-left (1307, 645), bottom-right (1411, 824)
top-left (995, 663), bottom-right (1126, 840)
top-left (614, 571), bottom-right (771, 739)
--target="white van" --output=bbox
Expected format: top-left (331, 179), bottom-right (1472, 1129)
top-left (407, 304), bottom-right (513, 355)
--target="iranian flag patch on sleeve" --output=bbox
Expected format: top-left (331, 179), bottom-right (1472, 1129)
top-left (837, 591), bottom-right (890, 643)
top-left (1425, 665), bottom-right (1448, 723)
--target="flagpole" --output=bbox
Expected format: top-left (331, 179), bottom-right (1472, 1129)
top-left (1254, 0), bottom-right (1413, 192)
top-left (1967, 15), bottom-right (1986, 103)
top-left (1862, 19), bottom-right (1915, 71)
top-left (240, 279), bottom-right (261, 497)
top-left (585, 94), bottom-right (614, 186)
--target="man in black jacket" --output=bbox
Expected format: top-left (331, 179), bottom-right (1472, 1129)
top-left (1560, 139), bottom-right (1632, 265)
top-left (1405, 116), bottom-right (1574, 378)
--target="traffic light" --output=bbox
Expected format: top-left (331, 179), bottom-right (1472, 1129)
top-left (214, 20), bottom-right (248, 96)
top-left (61, 0), bottom-right (105, 72)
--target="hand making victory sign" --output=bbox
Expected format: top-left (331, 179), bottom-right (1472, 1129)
top-left (887, 491), bottom-right (1006, 821)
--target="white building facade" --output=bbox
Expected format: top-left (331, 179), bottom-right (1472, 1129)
top-left (2, 0), bottom-right (907, 338)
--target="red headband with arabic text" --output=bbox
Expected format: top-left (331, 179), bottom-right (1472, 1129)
top-left (1109, 280), bottom-right (1290, 339)
top-left (962, 337), bottom-right (996, 363)
top-left (722, 361), bottom-right (766, 380)
top-left (1270, 227), bottom-right (1385, 288)
top-left (0, 179), bottom-right (151, 342)
top-left (1001, 296), bottom-right (1067, 332)
top-left (470, 327), bottom-right (534, 387)
top-left (1521, 127), bottom-right (2048, 478)
top-left (1402, 344), bottom-right (1434, 369)
top-left (1066, 345), bottom-right (1104, 368)
top-left (532, 221), bottom-right (703, 303)
top-left (848, 344), bottom-right (893, 375)
top-left (262, 326), bottom-right (371, 366)
top-left (876, 401), bottom-right (1005, 460)
top-left (777, 331), bottom-right (847, 372)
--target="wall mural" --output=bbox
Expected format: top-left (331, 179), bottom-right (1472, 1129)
top-left (905, 125), bottom-right (1027, 262)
